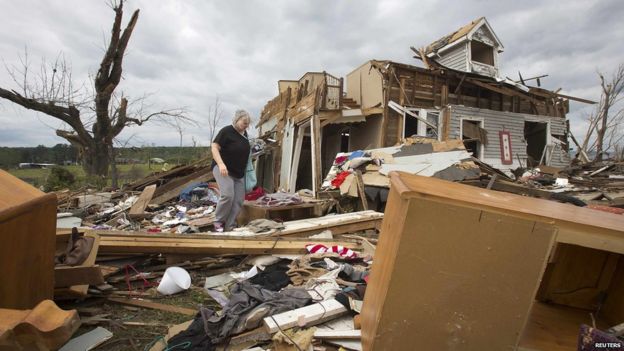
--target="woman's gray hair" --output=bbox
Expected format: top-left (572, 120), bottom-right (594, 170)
top-left (232, 109), bottom-right (251, 125)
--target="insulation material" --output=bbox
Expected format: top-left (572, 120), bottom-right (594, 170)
top-left (379, 150), bottom-right (472, 176)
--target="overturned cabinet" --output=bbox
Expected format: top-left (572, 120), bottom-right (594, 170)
top-left (361, 172), bottom-right (624, 351)
top-left (0, 170), bottom-right (57, 309)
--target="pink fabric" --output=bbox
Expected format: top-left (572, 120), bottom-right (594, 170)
top-left (245, 186), bottom-right (265, 201)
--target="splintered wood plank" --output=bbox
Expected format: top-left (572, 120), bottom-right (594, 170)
top-left (107, 298), bottom-right (196, 316)
top-left (129, 184), bottom-right (157, 217)
top-left (54, 266), bottom-right (105, 288)
top-left (269, 211), bottom-right (383, 237)
top-left (97, 234), bottom-right (362, 255)
top-left (354, 171), bottom-right (368, 211)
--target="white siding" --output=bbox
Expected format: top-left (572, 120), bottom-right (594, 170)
top-left (449, 105), bottom-right (570, 170)
top-left (437, 43), bottom-right (468, 72)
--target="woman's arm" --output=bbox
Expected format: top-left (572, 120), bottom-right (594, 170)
top-left (211, 143), bottom-right (228, 176)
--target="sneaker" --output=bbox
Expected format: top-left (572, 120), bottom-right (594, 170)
top-left (213, 222), bottom-right (224, 233)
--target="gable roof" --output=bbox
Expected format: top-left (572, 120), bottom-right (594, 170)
top-left (423, 17), bottom-right (504, 57)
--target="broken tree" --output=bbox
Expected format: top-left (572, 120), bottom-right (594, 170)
top-left (0, 0), bottom-right (189, 180)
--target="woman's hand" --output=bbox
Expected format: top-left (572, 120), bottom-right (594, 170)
top-left (218, 163), bottom-right (228, 177)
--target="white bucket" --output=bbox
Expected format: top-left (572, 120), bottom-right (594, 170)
top-left (157, 267), bottom-right (191, 295)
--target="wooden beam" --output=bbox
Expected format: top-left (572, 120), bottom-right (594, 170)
top-left (315, 330), bottom-right (361, 340)
top-left (270, 210), bottom-right (383, 237)
top-left (95, 233), bottom-right (364, 255)
top-left (355, 171), bottom-right (368, 211)
top-left (107, 298), bottom-right (196, 316)
top-left (319, 110), bottom-right (343, 128)
top-left (311, 114), bottom-right (322, 197)
top-left (288, 124), bottom-right (306, 192)
top-left (528, 88), bottom-right (597, 104)
top-left (466, 78), bottom-right (544, 106)
top-left (128, 184), bottom-right (156, 218)
top-left (441, 84), bottom-right (448, 106)
top-left (54, 266), bottom-right (105, 288)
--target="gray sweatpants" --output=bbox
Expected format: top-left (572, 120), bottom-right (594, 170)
top-left (213, 165), bottom-right (245, 230)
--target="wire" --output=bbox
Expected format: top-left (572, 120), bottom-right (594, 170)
top-left (164, 341), bottom-right (192, 350)
top-left (124, 264), bottom-right (157, 297)
top-left (143, 336), bottom-right (164, 351)
top-left (270, 315), bottom-right (303, 351)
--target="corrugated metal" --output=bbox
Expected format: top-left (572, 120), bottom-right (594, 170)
top-left (437, 43), bottom-right (468, 71)
top-left (450, 105), bottom-right (570, 168)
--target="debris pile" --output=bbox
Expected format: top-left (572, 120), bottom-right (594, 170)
top-left (322, 137), bottom-right (480, 194)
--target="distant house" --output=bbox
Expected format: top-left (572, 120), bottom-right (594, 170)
top-left (18, 163), bottom-right (57, 169)
top-left (150, 158), bottom-right (165, 164)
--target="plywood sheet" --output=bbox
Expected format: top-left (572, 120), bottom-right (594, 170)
top-left (391, 172), bottom-right (624, 254)
top-left (361, 172), bottom-right (556, 350)
top-left (0, 171), bottom-right (56, 309)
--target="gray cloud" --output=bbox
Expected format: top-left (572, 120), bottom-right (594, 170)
top-left (0, 0), bottom-right (622, 147)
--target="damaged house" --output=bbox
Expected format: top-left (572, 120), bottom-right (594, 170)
top-left (256, 17), bottom-right (593, 195)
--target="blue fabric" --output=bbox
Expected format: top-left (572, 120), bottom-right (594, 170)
top-left (349, 150), bottom-right (365, 159)
top-left (179, 182), bottom-right (208, 201)
top-left (245, 154), bottom-right (257, 192)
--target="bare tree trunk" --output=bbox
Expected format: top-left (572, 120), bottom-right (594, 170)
top-left (594, 74), bottom-right (611, 162)
top-left (109, 145), bottom-right (118, 189)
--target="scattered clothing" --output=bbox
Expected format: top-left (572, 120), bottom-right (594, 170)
top-left (167, 316), bottom-right (215, 351)
top-left (256, 192), bottom-right (303, 207)
top-left (339, 263), bottom-right (368, 283)
top-left (199, 281), bottom-right (311, 343)
top-left (334, 155), bottom-right (349, 165)
top-left (287, 255), bottom-right (329, 286)
top-left (246, 219), bottom-right (285, 233)
top-left (331, 171), bottom-right (352, 188)
top-left (245, 186), bottom-right (265, 201)
top-left (249, 261), bottom-right (291, 291)
top-left (306, 244), bottom-right (358, 259)
top-left (55, 227), bottom-right (94, 266)
top-left (348, 150), bottom-right (365, 159)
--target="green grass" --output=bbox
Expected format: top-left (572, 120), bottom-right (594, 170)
top-left (8, 163), bottom-right (177, 190)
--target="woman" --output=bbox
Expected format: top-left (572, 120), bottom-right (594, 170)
top-left (211, 110), bottom-right (251, 232)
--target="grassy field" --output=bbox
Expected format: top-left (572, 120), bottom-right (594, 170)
top-left (8, 163), bottom-right (175, 189)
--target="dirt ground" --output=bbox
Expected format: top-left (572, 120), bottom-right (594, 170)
top-left (58, 257), bottom-right (234, 350)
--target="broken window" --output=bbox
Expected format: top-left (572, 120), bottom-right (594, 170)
top-left (471, 41), bottom-right (495, 66)
top-left (403, 109), bottom-right (419, 138)
top-left (462, 119), bottom-right (485, 158)
top-left (524, 121), bottom-right (548, 167)
top-left (340, 128), bottom-right (350, 152)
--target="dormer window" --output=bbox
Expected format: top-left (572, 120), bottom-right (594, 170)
top-left (471, 41), bottom-right (494, 66)
top-left (421, 17), bottom-right (503, 78)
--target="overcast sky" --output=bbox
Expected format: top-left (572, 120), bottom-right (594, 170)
top-left (0, 0), bottom-right (622, 147)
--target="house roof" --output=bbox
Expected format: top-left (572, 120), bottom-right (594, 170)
top-left (422, 17), bottom-right (504, 56)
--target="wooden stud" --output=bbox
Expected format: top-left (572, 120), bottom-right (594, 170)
top-left (355, 170), bottom-right (368, 211)
top-left (107, 298), bottom-right (196, 316)
top-left (129, 184), bottom-right (156, 218)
